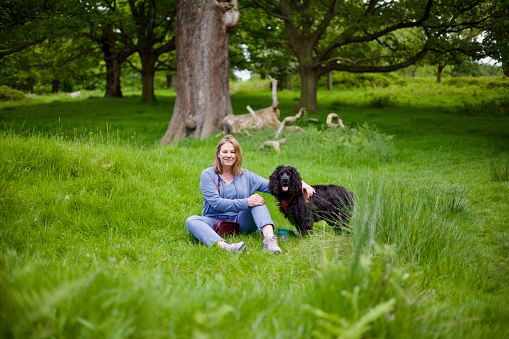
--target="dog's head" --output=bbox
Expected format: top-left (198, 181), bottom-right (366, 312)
top-left (268, 165), bottom-right (302, 199)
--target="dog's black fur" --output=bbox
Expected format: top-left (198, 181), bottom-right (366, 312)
top-left (268, 165), bottom-right (355, 235)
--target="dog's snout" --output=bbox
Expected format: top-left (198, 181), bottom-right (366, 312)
top-left (280, 172), bottom-right (290, 185)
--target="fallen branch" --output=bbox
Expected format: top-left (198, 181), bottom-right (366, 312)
top-left (257, 138), bottom-right (288, 153)
top-left (246, 105), bottom-right (263, 128)
top-left (326, 113), bottom-right (345, 128)
top-left (275, 107), bottom-right (306, 138)
top-left (268, 75), bottom-right (278, 109)
top-left (222, 76), bottom-right (281, 133)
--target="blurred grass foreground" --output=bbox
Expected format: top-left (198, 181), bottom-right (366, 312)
top-left (1, 75), bottom-right (509, 338)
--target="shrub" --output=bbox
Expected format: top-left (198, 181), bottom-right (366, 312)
top-left (320, 72), bottom-right (406, 90)
top-left (0, 86), bottom-right (25, 102)
top-left (368, 93), bottom-right (395, 108)
top-left (443, 76), bottom-right (509, 91)
top-left (458, 97), bottom-right (509, 117)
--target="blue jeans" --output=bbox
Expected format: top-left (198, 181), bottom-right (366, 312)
top-left (186, 205), bottom-right (274, 246)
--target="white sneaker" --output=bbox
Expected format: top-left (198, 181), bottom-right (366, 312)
top-left (263, 236), bottom-right (282, 254)
top-left (226, 241), bottom-right (246, 253)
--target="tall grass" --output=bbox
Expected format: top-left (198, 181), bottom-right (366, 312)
top-left (1, 77), bottom-right (508, 338)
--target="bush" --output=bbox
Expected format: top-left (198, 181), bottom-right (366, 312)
top-left (368, 93), bottom-right (395, 108)
top-left (0, 86), bottom-right (25, 102)
top-left (457, 97), bottom-right (509, 117)
top-left (443, 76), bottom-right (509, 90)
top-left (320, 72), bottom-right (406, 90)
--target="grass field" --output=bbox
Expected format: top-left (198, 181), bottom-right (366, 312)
top-left (1, 76), bottom-right (508, 338)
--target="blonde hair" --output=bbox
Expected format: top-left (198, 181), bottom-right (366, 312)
top-left (213, 135), bottom-right (243, 176)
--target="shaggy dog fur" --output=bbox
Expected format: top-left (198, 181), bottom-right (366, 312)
top-left (268, 165), bottom-right (355, 235)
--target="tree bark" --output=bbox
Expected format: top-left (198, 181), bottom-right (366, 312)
top-left (52, 80), bottom-right (59, 93)
top-left (167, 74), bottom-right (177, 88)
top-left (160, 0), bottom-right (239, 145)
top-left (101, 29), bottom-right (124, 98)
top-left (298, 65), bottom-right (319, 112)
top-left (140, 54), bottom-right (157, 102)
top-left (28, 78), bottom-right (35, 94)
top-left (99, 25), bottom-right (135, 99)
top-left (328, 71), bottom-right (332, 91)
top-left (437, 64), bottom-right (445, 83)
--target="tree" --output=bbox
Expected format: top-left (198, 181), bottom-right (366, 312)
top-left (0, 0), bottom-right (56, 59)
top-left (425, 29), bottom-right (484, 83)
top-left (484, 0), bottom-right (509, 77)
top-left (160, 0), bottom-right (240, 145)
top-left (232, 7), bottom-right (297, 90)
top-left (71, 0), bottom-right (136, 98)
top-left (125, 0), bottom-right (177, 103)
top-left (0, 1), bottom-right (101, 93)
top-left (250, 0), bottom-right (492, 112)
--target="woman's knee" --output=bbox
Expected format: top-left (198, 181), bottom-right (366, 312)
top-left (250, 205), bottom-right (273, 225)
top-left (186, 215), bottom-right (202, 232)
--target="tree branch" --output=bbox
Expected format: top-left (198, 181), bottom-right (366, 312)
top-left (251, 0), bottom-right (289, 20)
top-left (320, 48), bottom-right (429, 75)
top-left (309, 0), bottom-right (341, 48)
top-left (315, 55), bottom-right (395, 68)
top-left (125, 58), bottom-right (142, 73)
top-left (320, 0), bottom-right (434, 60)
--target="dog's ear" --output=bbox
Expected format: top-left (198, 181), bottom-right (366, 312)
top-left (289, 166), bottom-right (303, 195)
top-left (289, 166), bottom-right (302, 182)
top-left (268, 165), bottom-right (284, 196)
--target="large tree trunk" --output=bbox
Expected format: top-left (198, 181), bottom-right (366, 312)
top-left (28, 78), bottom-right (35, 94)
top-left (298, 65), bottom-right (320, 112)
top-left (166, 74), bottom-right (177, 89)
top-left (104, 56), bottom-right (123, 98)
top-left (52, 80), bottom-right (59, 93)
top-left (101, 26), bottom-right (124, 98)
top-left (437, 64), bottom-right (445, 83)
top-left (160, 0), bottom-right (239, 145)
top-left (277, 75), bottom-right (293, 90)
top-left (140, 53), bottom-right (157, 103)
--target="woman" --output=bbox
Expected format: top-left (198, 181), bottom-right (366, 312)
top-left (186, 135), bottom-right (314, 254)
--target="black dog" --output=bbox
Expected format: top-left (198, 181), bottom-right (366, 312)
top-left (268, 165), bottom-right (355, 235)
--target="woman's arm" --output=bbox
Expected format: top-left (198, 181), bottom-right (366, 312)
top-left (301, 181), bottom-right (315, 199)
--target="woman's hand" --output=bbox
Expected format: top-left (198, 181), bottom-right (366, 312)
top-left (301, 181), bottom-right (315, 199)
top-left (248, 194), bottom-right (265, 207)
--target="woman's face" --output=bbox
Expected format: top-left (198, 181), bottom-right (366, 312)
top-left (218, 142), bottom-right (237, 170)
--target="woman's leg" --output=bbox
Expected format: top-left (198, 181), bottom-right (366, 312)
top-left (186, 215), bottom-right (222, 246)
top-left (186, 215), bottom-right (246, 252)
top-left (238, 205), bottom-right (282, 254)
top-left (238, 204), bottom-right (275, 235)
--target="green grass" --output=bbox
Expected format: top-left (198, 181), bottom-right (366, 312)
top-left (1, 76), bottom-right (509, 338)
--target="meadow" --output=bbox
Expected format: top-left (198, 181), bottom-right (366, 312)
top-left (1, 76), bottom-right (508, 338)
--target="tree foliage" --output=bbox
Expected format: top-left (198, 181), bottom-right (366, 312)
top-left (248, 0), bottom-right (494, 111)
top-left (483, 0), bottom-right (509, 76)
top-left (0, 0), bottom-right (59, 59)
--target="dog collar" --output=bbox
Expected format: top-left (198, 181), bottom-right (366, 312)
top-left (279, 196), bottom-right (294, 213)
top-left (279, 193), bottom-right (309, 213)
